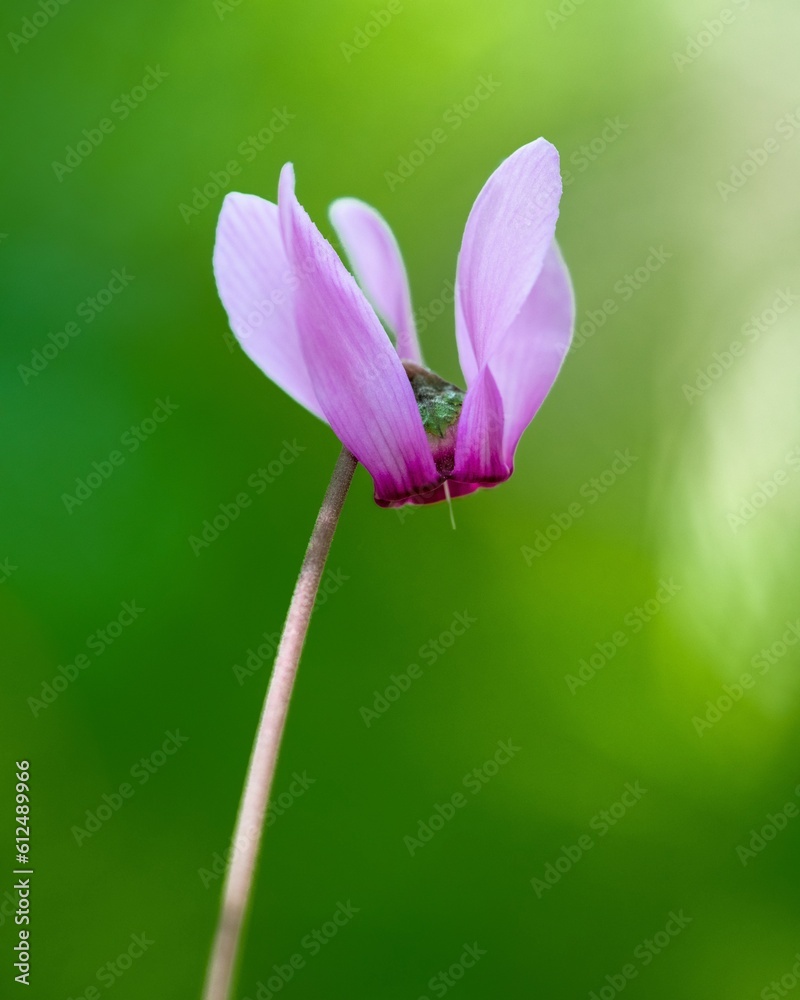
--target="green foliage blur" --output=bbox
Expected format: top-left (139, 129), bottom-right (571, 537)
top-left (3, 0), bottom-right (800, 996)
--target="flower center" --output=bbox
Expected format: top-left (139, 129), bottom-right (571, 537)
top-left (402, 361), bottom-right (465, 439)
top-left (402, 361), bottom-right (465, 477)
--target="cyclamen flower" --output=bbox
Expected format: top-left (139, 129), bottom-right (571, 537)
top-left (213, 138), bottom-right (574, 507)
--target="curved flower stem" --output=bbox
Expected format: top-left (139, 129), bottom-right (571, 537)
top-left (202, 447), bottom-right (358, 1000)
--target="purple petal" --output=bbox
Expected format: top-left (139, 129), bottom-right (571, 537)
top-left (455, 138), bottom-right (562, 385)
top-left (213, 193), bottom-right (323, 419)
top-left (452, 366), bottom-right (509, 483)
top-left (277, 165), bottom-right (440, 504)
top-left (328, 197), bottom-right (423, 364)
top-left (492, 241), bottom-right (574, 467)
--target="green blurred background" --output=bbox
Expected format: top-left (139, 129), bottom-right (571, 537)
top-left (3, 0), bottom-right (800, 996)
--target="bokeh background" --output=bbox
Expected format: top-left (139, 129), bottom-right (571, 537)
top-left (3, 0), bottom-right (800, 996)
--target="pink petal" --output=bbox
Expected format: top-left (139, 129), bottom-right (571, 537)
top-left (455, 138), bottom-right (562, 385)
top-left (328, 197), bottom-right (423, 364)
top-left (492, 241), bottom-right (574, 467)
top-left (452, 366), bottom-right (509, 483)
top-left (277, 165), bottom-right (440, 504)
top-left (377, 479), bottom-right (480, 509)
top-left (213, 193), bottom-right (323, 418)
